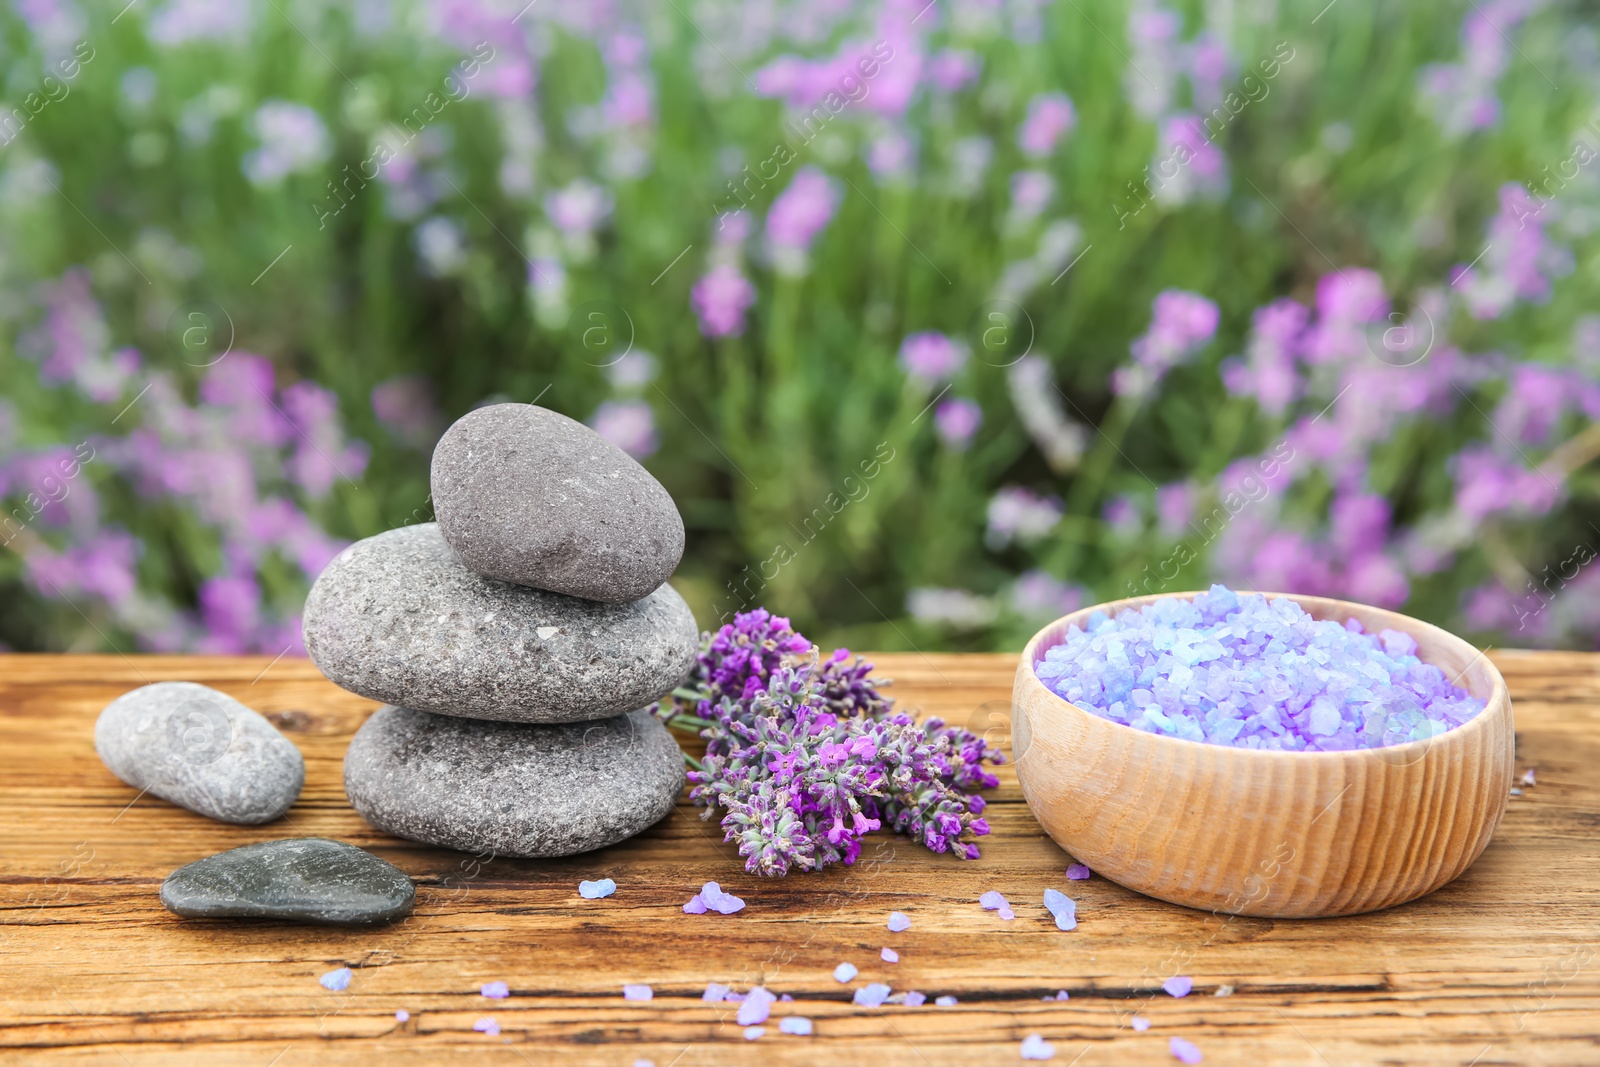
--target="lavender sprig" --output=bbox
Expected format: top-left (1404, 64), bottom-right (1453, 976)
top-left (659, 610), bottom-right (1003, 876)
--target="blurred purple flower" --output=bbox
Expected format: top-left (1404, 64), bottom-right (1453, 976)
top-left (148, 0), bottom-right (252, 46)
top-left (1222, 299), bottom-right (1307, 415)
top-left (934, 398), bottom-right (982, 449)
top-left (1156, 482), bottom-right (1193, 536)
top-left (1457, 184), bottom-right (1570, 320)
top-left (1152, 115), bottom-right (1227, 206)
top-left (986, 486), bottom-right (1063, 549)
top-left (242, 101), bottom-right (330, 186)
top-left (692, 264), bottom-right (757, 338)
top-left (1113, 289), bottom-right (1219, 398)
top-left (899, 332), bottom-right (966, 383)
top-left (371, 375), bottom-right (443, 449)
top-left (590, 400), bottom-right (659, 459)
top-left (1018, 92), bottom-right (1076, 157)
top-left (1103, 495), bottom-right (1142, 535)
top-left (767, 168), bottom-right (840, 271)
top-left (1452, 447), bottom-right (1562, 522)
top-left (1189, 34), bottom-right (1230, 110)
top-left (282, 382), bottom-right (370, 498)
top-left (26, 528), bottom-right (141, 607)
top-left (198, 573), bottom-right (262, 654)
top-left (1008, 170), bottom-right (1055, 226)
top-left (1009, 570), bottom-right (1084, 620)
top-left (868, 131), bottom-right (916, 181)
top-left (927, 49), bottom-right (981, 92)
top-left (546, 179), bottom-right (614, 237)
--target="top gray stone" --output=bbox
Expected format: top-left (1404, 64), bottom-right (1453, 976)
top-left (302, 523), bottom-right (699, 723)
top-left (94, 682), bottom-right (304, 825)
top-left (429, 402), bottom-right (685, 603)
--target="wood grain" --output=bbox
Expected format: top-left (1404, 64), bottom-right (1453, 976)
top-left (1, 651), bottom-right (1598, 1066)
top-left (1013, 593), bottom-right (1514, 917)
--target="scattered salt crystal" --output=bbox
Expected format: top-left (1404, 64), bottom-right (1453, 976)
top-left (779, 1016), bottom-right (813, 1035)
top-left (682, 894), bottom-right (708, 914)
top-left (474, 1017), bottom-right (499, 1036)
top-left (703, 982), bottom-right (730, 1002)
top-left (724, 992), bottom-right (746, 1002)
top-left (1043, 888), bottom-right (1077, 931)
top-left (1163, 976), bottom-right (1193, 998)
top-left (481, 981), bottom-right (509, 999)
top-left (1214, 984), bottom-right (1234, 997)
top-left (888, 911), bottom-right (912, 932)
top-left (738, 987), bottom-right (776, 1026)
top-left (1170, 1036), bottom-right (1203, 1063)
top-left (635, 1061), bottom-right (655, 1067)
top-left (320, 968), bottom-right (351, 992)
top-left (1055, 990), bottom-right (1070, 1001)
top-left (1065, 863), bottom-right (1092, 880)
top-left (834, 963), bottom-right (859, 983)
top-left (579, 878), bottom-right (616, 899)
top-left (904, 991), bottom-right (927, 1006)
top-left (623, 984), bottom-right (653, 1002)
top-left (1037, 586), bottom-right (1486, 751)
top-left (882, 947), bottom-right (900, 963)
top-left (998, 906), bottom-right (1016, 921)
top-left (697, 882), bottom-right (746, 914)
top-left (853, 983), bottom-right (892, 1007)
top-left (1020, 1033), bottom-right (1056, 1060)
top-left (1522, 768), bottom-right (1537, 786)
top-left (1510, 788), bottom-right (1523, 796)
top-left (780, 994), bottom-right (793, 1002)
top-left (395, 1009), bottom-right (409, 1022)
top-left (979, 890), bottom-right (1009, 911)
top-left (935, 995), bottom-right (958, 1007)
top-left (744, 1026), bottom-right (766, 1040)
top-left (1131, 1015), bottom-right (1151, 1032)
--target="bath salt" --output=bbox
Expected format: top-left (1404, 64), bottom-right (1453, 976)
top-left (1035, 585), bottom-right (1486, 752)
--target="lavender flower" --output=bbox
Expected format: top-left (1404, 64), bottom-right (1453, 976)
top-left (766, 168), bottom-right (840, 274)
top-left (658, 611), bottom-right (1002, 876)
top-left (934, 398), bottom-right (982, 449)
top-left (1113, 289), bottom-right (1220, 399)
top-left (899, 332), bottom-right (967, 383)
top-left (1017, 92), bottom-right (1076, 157)
top-left (986, 486), bottom-right (1064, 548)
top-left (242, 101), bottom-right (330, 186)
top-left (691, 265), bottom-right (756, 338)
top-left (590, 400), bottom-right (658, 459)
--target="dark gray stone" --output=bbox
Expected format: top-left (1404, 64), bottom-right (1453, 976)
top-left (344, 705), bottom-right (686, 858)
top-left (94, 682), bottom-right (304, 824)
top-left (429, 403), bottom-right (685, 602)
top-left (302, 523), bottom-right (698, 723)
top-left (160, 838), bottom-right (414, 925)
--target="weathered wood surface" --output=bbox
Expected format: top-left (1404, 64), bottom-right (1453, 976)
top-left (0, 651), bottom-right (1596, 1066)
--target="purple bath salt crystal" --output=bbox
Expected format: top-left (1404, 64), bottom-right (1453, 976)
top-left (579, 878), bottom-right (616, 899)
top-left (623, 984), bottom-right (653, 1002)
top-left (935, 995), bottom-right (958, 1007)
top-left (998, 906), bottom-right (1016, 921)
top-left (1170, 1036), bottom-right (1203, 1063)
top-left (1020, 1033), bottom-right (1056, 1060)
top-left (725, 992), bottom-right (746, 1002)
top-left (698, 882), bottom-right (746, 914)
top-left (904, 991), bottom-right (927, 1006)
top-left (1043, 888), bottom-right (1077, 931)
top-left (703, 982), bottom-right (730, 1002)
top-left (682, 894), bottom-right (708, 914)
top-left (882, 947), bottom-right (900, 963)
top-left (834, 962), bottom-right (859, 983)
top-left (854, 983), bottom-right (892, 1007)
top-left (320, 968), bottom-right (351, 992)
top-left (1036, 585), bottom-right (1486, 752)
top-left (1522, 768), bottom-right (1537, 786)
top-left (888, 911), bottom-right (912, 932)
top-left (744, 1026), bottom-right (766, 1040)
top-left (1132, 1015), bottom-right (1151, 1032)
top-left (979, 890), bottom-right (1009, 911)
top-left (480, 981), bottom-right (509, 999)
top-left (1163, 976), bottom-right (1193, 998)
top-left (474, 1017), bottom-right (499, 1036)
top-left (738, 987), bottom-right (777, 1026)
top-left (1055, 990), bottom-right (1070, 1000)
top-left (780, 1016), bottom-right (813, 1035)
top-left (395, 1010), bottom-right (409, 1022)
top-left (1066, 863), bottom-right (1092, 880)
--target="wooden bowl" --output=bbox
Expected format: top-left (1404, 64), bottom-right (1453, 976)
top-left (1012, 591), bottom-right (1513, 918)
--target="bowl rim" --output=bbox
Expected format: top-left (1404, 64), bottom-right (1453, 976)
top-left (1018, 588), bottom-right (1509, 762)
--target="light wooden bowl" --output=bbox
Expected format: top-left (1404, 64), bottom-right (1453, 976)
top-left (1012, 591), bottom-right (1513, 918)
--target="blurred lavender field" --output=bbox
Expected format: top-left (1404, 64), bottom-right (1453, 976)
top-left (1, 0), bottom-right (1597, 655)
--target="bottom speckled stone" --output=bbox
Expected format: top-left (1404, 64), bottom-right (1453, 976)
top-left (343, 705), bottom-right (686, 858)
top-left (160, 838), bottom-right (414, 925)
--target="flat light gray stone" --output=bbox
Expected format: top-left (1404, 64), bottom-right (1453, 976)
top-left (302, 523), bottom-right (698, 723)
top-left (94, 682), bottom-right (304, 825)
top-left (161, 838), bottom-right (414, 925)
top-left (429, 403), bottom-right (685, 602)
top-left (344, 705), bottom-right (685, 858)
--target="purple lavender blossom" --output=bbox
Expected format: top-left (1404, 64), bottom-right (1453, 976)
top-left (242, 101), bottom-right (331, 186)
top-left (934, 398), bottom-right (982, 449)
top-left (1009, 570), bottom-right (1084, 620)
top-left (927, 49), bottom-right (981, 93)
top-left (659, 611), bottom-right (1001, 876)
top-left (1018, 92), bottom-right (1076, 156)
top-left (766, 168), bottom-right (840, 273)
top-left (691, 265), bottom-right (756, 338)
top-left (546, 179), bottom-right (614, 237)
top-left (899, 332), bottom-right (967, 383)
top-left (1221, 299), bottom-right (1307, 416)
top-left (1008, 170), bottom-right (1055, 227)
top-left (986, 486), bottom-right (1063, 548)
top-left (371, 375), bottom-right (443, 449)
top-left (590, 400), bottom-right (659, 459)
top-left (1113, 290), bottom-right (1220, 399)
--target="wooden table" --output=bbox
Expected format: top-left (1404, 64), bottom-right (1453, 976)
top-left (2, 652), bottom-right (1597, 1066)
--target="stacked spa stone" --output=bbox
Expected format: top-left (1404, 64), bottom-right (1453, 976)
top-left (302, 403), bottom-right (697, 858)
